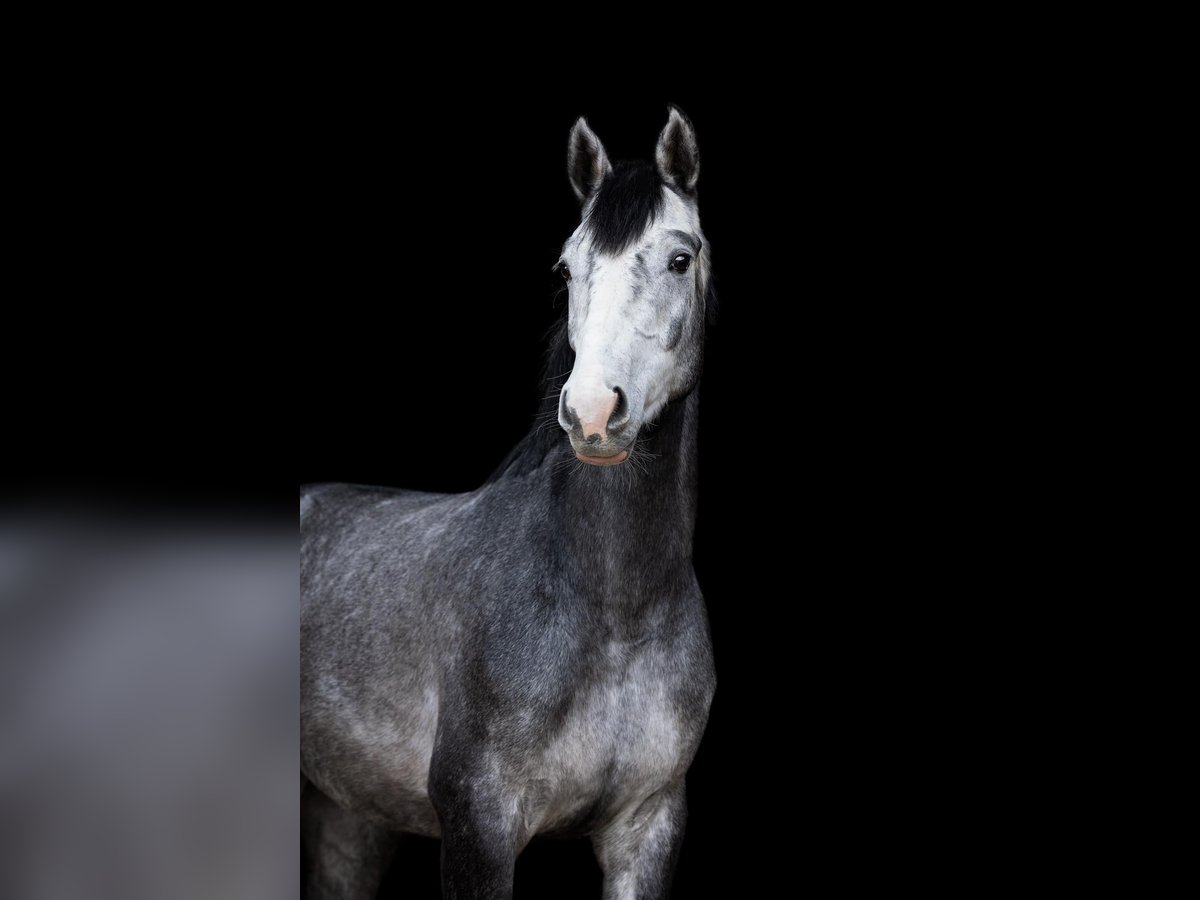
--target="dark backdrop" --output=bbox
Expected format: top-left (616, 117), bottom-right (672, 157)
top-left (0, 64), bottom-right (1029, 898)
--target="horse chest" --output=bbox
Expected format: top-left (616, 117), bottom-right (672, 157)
top-left (527, 645), bottom-right (687, 831)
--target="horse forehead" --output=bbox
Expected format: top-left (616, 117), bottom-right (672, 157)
top-left (567, 188), bottom-right (700, 258)
top-left (659, 188), bottom-right (701, 232)
top-left (590, 217), bottom-right (701, 275)
top-left (588, 242), bottom-right (656, 286)
top-left (624, 195), bottom-right (700, 254)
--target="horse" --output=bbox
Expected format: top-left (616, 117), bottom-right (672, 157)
top-left (301, 107), bottom-right (716, 900)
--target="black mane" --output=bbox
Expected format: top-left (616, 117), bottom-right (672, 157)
top-left (584, 161), bottom-right (665, 256)
top-left (486, 317), bottom-right (575, 483)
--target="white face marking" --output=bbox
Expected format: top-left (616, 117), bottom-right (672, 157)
top-left (558, 188), bottom-right (707, 460)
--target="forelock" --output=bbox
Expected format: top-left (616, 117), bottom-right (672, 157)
top-left (582, 161), bottom-right (666, 256)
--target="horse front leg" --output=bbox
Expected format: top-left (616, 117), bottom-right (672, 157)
top-left (429, 768), bottom-right (521, 900)
top-left (592, 783), bottom-right (687, 900)
top-left (301, 777), bottom-right (399, 900)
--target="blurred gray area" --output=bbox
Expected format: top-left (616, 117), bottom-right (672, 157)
top-left (0, 510), bottom-right (296, 900)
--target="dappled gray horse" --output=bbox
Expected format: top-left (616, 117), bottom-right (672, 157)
top-left (301, 108), bottom-right (716, 900)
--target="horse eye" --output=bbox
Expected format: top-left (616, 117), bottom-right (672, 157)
top-left (557, 263), bottom-right (571, 282)
top-left (670, 253), bottom-right (692, 273)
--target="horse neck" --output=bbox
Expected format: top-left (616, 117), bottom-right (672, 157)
top-left (551, 387), bottom-right (701, 606)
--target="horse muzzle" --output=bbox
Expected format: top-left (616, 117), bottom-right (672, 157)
top-left (560, 386), bottom-right (634, 465)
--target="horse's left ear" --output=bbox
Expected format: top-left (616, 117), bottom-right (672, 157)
top-left (655, 106), bottom-right (700, 194)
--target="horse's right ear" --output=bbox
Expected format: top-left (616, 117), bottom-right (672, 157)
top-left (567, 117), bottom-right (612, 203)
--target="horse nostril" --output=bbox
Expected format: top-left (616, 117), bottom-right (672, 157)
top-left (610, 387), bottom-right (628, 426)
top-left (561, 390), bottom-right (582, 433)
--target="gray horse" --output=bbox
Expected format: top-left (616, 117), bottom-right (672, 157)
top-left (301, 107), bottom-right (716, 900)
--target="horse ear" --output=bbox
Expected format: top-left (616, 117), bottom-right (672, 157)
top-left (568, 117), bottom-right (612, 203)
top-left (655, 106), bottom-right (700, 194)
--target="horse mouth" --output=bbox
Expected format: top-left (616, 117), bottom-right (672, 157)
top-left (575, 449), bottom-right (630, 466)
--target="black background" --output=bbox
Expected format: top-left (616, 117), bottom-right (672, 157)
top-left (298, 93), bottom-right (809, 896)
top-left (0, 56), bottom-right (1060, 898)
